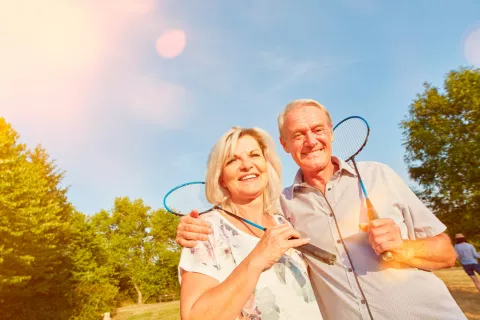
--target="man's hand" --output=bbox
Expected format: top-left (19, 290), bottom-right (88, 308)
top-left (360, 218), bottom-right (404, 257)
top-left (176, 210), bottom-right (213, 248)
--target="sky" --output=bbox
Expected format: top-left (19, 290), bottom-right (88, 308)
top-left (1, 0), bottom-right (479, 215)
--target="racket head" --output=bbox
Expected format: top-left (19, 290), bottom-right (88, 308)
top-left (332, 116), bottom-right (370, 161)
top-left (163, 181), bottom-right (213, 216)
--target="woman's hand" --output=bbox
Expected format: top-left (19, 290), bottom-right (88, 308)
top-left (249, 224), bottom-right (310, 271)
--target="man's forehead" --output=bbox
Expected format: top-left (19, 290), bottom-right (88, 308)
top-left (285, 109), bottom-right (329, 129)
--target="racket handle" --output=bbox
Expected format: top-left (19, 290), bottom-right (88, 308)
top-left (366, 198), bottom-right (378, 220)
top-left (382, 251), bottom-right (394, 261)
top-left (366, 199), bottom-right (395, 262)
top-left (297, 243), bottom-right (336, 265)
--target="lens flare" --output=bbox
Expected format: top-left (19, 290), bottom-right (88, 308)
top-left (156, 29), bottom-right (186, 59)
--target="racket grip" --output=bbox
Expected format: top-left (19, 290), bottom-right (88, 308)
top-left (297, 243), bottom-right (336, 265)
top-left (382, 251), bottom-right (394, 261)
top-left (366, 199), bottom-right (395, 262)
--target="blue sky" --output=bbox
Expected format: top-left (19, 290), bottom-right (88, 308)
top-left (1, 1), bottom-right (479, 215)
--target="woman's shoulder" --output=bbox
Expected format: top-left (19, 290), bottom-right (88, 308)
top-left (198, 210), bottom-right (221, 224)
top-left (272, 213), bottom-right (290, 226)
top-left (199, 210), bottom-right (243, 240)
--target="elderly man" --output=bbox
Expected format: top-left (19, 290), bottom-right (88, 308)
top-left (176, 99), bottom-right (465, 320)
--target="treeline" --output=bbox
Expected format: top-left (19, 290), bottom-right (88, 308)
top-left (0, 118), bottom-right (180, 320)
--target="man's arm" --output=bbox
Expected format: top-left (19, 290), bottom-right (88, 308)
top-left (176, 210), bottom-right (213, 248)
top-left (363, 219), bottom-right (456, 270)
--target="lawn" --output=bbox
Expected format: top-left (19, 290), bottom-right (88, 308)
top-left (112, 267), bottom-right (479, 320)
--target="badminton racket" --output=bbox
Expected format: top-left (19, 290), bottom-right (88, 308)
top-left (163, 181), bottom-right (337, 265)
top-left (333, 116), bottom-right (394, 262)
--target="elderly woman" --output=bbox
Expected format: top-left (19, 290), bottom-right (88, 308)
top-left (178, 127), bottom-right (322, 320)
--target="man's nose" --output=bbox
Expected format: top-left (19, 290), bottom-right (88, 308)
top-left (304, 131), bottom-right (317, 146)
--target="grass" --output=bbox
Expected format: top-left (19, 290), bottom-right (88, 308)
top-left (112, 301), bottom-right (180, 320)
top-left (434, 268), bottom-right (480, 320)
top-left (112, 268), bottom-right (479, 320)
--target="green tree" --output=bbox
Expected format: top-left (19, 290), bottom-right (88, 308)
top-left (400, 67), bottom-right (480, 242)
top-left (92, 197), bottom-right (154, 304)
top-left (0, 118), bottom-right (74, 319)
top-left (0, 118), bottom-right (117, 319)
top-left (92, 199), bottom-right (180, 305)
top-left (150, 208), bottom-right (181, 298)
top-left (68, 210), bottom-right (118, 320)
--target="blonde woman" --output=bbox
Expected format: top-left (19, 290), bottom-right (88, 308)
top-left (178, 127), bottom-right (322, 320)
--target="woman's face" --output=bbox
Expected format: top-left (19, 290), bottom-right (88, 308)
top-left (220, 135), bottom-right (269, 203)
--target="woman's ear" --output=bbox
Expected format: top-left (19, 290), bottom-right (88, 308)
top-left (219, 175), bottom-right (225, 188)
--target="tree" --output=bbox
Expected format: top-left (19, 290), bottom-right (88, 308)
top-left (68, 211), bottom-right (118, 320)
top-left (92, 197), bottom-right (154, 304)
top-left (0, 118), bottom-right (117, 319)
top-left (400, 67), bottom-right (480, 242)
top-left (150, 208), bottom-right (181, 298)
top-left (92, 199), bottom-right (181, 304)
top-left (0, 118), bottom-right (74, 319)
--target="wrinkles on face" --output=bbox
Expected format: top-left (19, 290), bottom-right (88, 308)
top-left (282, 105), bottom-right (333, 173)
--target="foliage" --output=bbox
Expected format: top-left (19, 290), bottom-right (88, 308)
top-left (92, 199), bottom-right (180, 305)
top-left (0, 118), bottom-right (119, 319)
top-left (400, 67), bottom-right (480, 242)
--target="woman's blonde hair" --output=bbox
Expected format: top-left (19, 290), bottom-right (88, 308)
top-left (205, 126), bottom-right (282, 216)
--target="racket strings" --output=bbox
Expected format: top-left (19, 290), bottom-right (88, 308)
top-left (332, 117), bottom-right (369, 161)
top-left (164, 183), bottom-right (213, 215)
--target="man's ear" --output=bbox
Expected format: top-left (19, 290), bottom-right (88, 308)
top-left (330, 130), bottom-right (334, 142)
top-left (280, 136), bottom-right (290, 153)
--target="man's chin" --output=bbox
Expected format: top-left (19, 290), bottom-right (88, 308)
top-left (297, 159), bottom-right (330, 172)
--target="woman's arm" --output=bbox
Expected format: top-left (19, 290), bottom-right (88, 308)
top-left (180, 254), bottom-right (263, 320)
top-left (180, 224), bottom-right (310, 320)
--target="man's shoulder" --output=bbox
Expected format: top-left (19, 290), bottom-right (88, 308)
top-left (356, 160), bottom-right (391, 170)
top-left (356, 161), bottom-right (398, 177)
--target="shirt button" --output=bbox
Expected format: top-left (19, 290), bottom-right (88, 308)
top-left (348, 268), bottom-right (353, 272)
top-left (327, 187), bottom-right (331, 191)
top-left (329, 213), bottom-right (333, 217)
top-left (336, 239), bottom-right (341, 244)
top-left (361, 300), bottom-right (366, 304)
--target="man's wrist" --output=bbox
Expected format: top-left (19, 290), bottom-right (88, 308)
top-left (394, 241), bottom-right (415, 263)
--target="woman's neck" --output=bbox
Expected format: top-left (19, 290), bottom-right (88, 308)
top-left (223, 194), bottom-right (276, 236)
top-left (232, 195), bottom-right (264, 225)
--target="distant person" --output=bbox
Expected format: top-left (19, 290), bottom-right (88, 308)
top-left (454, 233), bottom-right (480, 292)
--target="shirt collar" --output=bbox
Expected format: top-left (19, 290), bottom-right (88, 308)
top-left (288, 156), bottom-right (357, 193)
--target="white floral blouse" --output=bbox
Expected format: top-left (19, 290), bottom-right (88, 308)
top-left (178, 210), bottom-right (323, 320)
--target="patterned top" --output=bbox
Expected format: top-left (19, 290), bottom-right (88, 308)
top-left (178, 210), bottom-right (323, 320)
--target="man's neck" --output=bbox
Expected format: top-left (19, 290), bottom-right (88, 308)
top-left (302, 160), bottom-right (339, 193)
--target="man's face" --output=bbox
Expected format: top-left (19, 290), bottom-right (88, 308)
top-left (280, 105), bottom-right (334, 173)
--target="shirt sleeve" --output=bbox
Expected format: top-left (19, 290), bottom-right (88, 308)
top-left (470, 244), bottom-right (480, 259)
top-left (178, 215), bottom-right (222, 284)
top-left (381, 164), bottom-right (446, 239)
